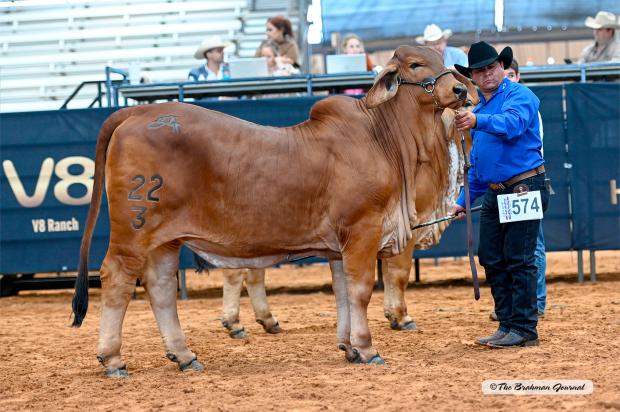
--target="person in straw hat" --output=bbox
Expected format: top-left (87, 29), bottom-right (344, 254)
top-left (415, 23), bottom-right (467, 68)
top-left (188, 36), bottom-right (231, 81)
top-left (578, 11), bottom-right (620, 63)
top-left (451, 41), bottom-right (548, 349)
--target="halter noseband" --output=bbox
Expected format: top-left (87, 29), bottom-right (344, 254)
top-left (397, 70), bottom-right (453, 109)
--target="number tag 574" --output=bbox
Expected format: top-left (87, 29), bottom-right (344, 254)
top-left (497, 190), bottom-right (543, 223)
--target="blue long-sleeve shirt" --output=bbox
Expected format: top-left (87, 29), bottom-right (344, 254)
top-left (456, 77), bottom-right (544, 207)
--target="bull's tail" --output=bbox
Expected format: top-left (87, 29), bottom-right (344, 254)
top-left (71, 108), bottom-right (135, 327)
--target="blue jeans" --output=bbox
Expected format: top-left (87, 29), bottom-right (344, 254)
top-left (478, 173), bottom-right (550, 339)
top-left (535, 225), bottom-right (546, 313)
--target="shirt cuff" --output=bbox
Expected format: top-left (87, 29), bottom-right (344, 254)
top-left (475, 113), bottom-right (490, 131)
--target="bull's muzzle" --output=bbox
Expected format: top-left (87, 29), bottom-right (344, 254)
top-left (453, 83), bottom-right (468, 101)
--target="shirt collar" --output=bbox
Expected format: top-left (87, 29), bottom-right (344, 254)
top-left (476, 77), bottom-right (510, 106)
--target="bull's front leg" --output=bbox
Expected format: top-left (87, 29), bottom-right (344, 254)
top-left (245, 268), bottom-right (281, 334)
top-left (341, 228), bottom-right (385, 365)
top-left (221, 269), bottom-right (247, 339)
top-left (329, 259), bottom-right (354, 359)
top-left (382, 242), bottom-right (417, 330)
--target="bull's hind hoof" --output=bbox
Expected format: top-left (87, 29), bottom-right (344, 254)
top-left (265, 322), bottom-right (282, 334)
top-left (104, 365), bottom-right (128, 378)
top-left (180, 358), bottom-right (204, 372)
top-left (256, 318), bottom-right (282, 334)
top-left (391, 320), bottom-right (417, 331)
top-left (229, 328), bottom-right (247, 339)
top-left (367, 354), bottom-right (385, 365)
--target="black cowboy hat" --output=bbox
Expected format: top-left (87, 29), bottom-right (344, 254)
top-left (454, 41), bottom-right (513, 78)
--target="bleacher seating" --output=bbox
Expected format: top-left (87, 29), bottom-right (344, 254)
top-left (0, 0), bottom-right (256, 112)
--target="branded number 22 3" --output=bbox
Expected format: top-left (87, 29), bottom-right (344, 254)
top-left (127, 174), bottom-right (164, 229)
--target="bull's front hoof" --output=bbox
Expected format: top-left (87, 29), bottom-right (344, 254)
top-left (391, 320), bottom-right (417, 331)
top-left (345, 348), bottom-right (385, 365)
top-left (346, 348), bottom-right (363, 364)
top-left (338, 343), bottom-right (358, 363)
top-left (265, 322), bottom-right (282, 334)
top-left (229, 328), bottom-right (247, 339)
top-left (367, 354), bottom-right (385, 365)
top-left (180, 358), bottom-right (204, 372)
top-left (104, 365), bottom-right (128, 378)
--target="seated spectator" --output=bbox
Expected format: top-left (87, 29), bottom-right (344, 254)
top-left (339, 33), bottom-right (377, 95)
top-left (415, 24), bottom-right (467, 69)
top-left (578, 11), bottom-right (620, 63)
top-left (255, 15), bottom-right (300, 68)
top-left (259, 41), bottom-right (300, 76)
top-left (341, 33), bottom-right (375, 71)
top-left (188, 36), bottom-right (230, 81)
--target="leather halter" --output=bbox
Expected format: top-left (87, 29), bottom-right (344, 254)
top-left (397, 70), bottom-right (453, 110)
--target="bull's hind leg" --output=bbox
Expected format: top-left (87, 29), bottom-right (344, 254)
top-left (97, 249), bottom-right (142, 378)
top-left (222, 269), bottom-right (247, 339)
top-left (142, 243), bottom-right (203, 372)
top-left (245, 269), bottom-right (281, 334)
top-left (382, 242), bottom-right (417, 330)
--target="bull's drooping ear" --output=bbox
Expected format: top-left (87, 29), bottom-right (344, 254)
top-left (365, 64), bottom-right (399, 109)
top-left (450, 70), bottom-right (480, 105)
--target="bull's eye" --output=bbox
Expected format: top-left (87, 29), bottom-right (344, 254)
top-left (410, 63), bottom-right (422, 69)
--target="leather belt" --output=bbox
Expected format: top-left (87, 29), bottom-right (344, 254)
top-left (489, 165), bottom-right (545, 191)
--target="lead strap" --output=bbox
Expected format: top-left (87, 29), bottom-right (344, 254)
top-left (460, 131), bottom-right (480, 300)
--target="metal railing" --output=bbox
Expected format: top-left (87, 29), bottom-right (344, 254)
top-left (105, 66), bottom-right (129, 107)
top-left (519, 62), bottom-right (620, 83)
top-left (60, 80), bottom-right (114, 110)
top-left (64, 62), bottom-right (620, 110)
top-left (60, 66), bottom-right (130, 110)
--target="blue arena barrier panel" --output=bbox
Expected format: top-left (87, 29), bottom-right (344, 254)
top-left (532, 85), bottom-right (572, 251)
top-left (566, 83), bottom-right (620, 250)
top-left (1, 108), bottom-right (115, 274)
top-left (1, 87), bottom-right (618, 275)
top-left (0, 99), bottom-right (323, 274)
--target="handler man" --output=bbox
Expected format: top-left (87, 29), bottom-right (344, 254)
top-left (451, 41), bottom-right (549, 348)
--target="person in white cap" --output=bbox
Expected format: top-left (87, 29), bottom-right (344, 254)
top-left (416, 24), bottom-right (467, 69)
top-left (188, 36), bottom-right (231, 81)
top-left (578, 11), bottom-right (620, 63)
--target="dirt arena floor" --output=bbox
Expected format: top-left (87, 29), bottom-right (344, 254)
top-left (0, 251), bottom-right (619, 411)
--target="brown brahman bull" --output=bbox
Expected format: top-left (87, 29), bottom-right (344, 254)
top-left (212, 107), bottom-right (475, 339)
top-left (72, 45), bottom-right (475, 377)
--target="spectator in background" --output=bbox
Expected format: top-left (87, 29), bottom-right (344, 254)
top-left (578, 11), bottom-right (620, 63)
top-left (340, 33), bottom-right (376, 95)
top-left (259, 41), bottom-right (300, 76)
top-left (416, 24), bottom-right (468, 69)
top-left (188, 36), bottom-right (230, 81)
top-left (341, 33), bottom-right (375, 71)
top-left (256, 15), bottom-right (300, 68)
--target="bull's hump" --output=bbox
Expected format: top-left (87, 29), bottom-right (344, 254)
top-left (309, 95), bottom-right (359, 120)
